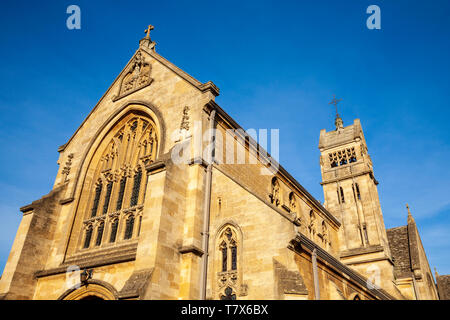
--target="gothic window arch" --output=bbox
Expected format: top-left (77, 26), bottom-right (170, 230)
top-left (124, 214), bottom-right (135, 240)
top-left (338, 186), bottom-right (345, 204)
top-left (74, 112), bottom-right (158, 252)
top-left (109, 219), bottom-right (119, 243)
top-left (83, 225), bottom-right (93, 249)
top-left (216, 224), bottom-right (242, 300)
top-left (352, 183), bottom-right (361, 200)
top-left (95, 221), bottom-right (104, 246)
top-left (90, 181), bottom-right (102, 217)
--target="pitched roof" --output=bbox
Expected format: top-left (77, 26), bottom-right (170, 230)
top-left (386, 226), bottom-right (413, 279)
top-left (436, 275), bottom-right (450, 300)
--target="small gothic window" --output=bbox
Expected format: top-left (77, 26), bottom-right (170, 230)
top-left (83, 225), bottom-right (93, 249)
top-left (220, 287), bottom-right (236, 300)
top-left (124, 215), bottom-right (135, 240)
top-left (221, 241), bottom-right (228, 272)
top-left (218, 226), bottom-right (239, 273)
top-left (130, 168), bottom-right (142, 207)
top-left (340, 187), bottom-right (345, 203)
top-left (102, 181), bottom-right (113, 215)
top-left (116, 177), bottom-right (127, 211)
top-left (95, 222), bottom-right (104, 246)
top-left (355, 183), bottom-right (361, 200)
top-left (231, 243), bottom-right (237, 271)
top-left (91, 184), bottom-right (102, 217)
top-left (109, 219), bottom-right (118, 243)
top-left (353, 294), bottom-right (361, 300)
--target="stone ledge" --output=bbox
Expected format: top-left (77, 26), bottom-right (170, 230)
top-left (340, 245), bottom-right (384, 258)
top-left (35, 243), bottom-right (138, 278)
top-left (178, 245), bottom-right (204, 257)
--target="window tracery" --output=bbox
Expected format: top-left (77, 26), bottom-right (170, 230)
top-left (352, 183), bottom-right (361, 200)
top-left (217, 226), bottom-right (241, 300)
top-left (328, 147), bottom-right (357, 168)
top-left (77, 114), bottom-right (157, 251)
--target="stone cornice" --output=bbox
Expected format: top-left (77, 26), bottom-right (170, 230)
top-left (145, 160), bottom-right (166, 174)
top-left (178, 245), bottom-right (204, 257)
top-left (320, 169), bottom-right (374, 185)
top-left (35, 243), bottom-right (137, 279)
top-left (140, 46), bottom-right (219, 97)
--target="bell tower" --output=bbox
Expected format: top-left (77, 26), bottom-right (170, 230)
top-left (318, 105), bottom-right (395, 290)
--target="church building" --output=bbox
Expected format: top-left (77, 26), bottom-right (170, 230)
top-left (0, 27), bottom-right (445, 300)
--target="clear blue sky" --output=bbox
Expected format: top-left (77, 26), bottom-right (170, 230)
top-left (1, 1), bottom-right (449, 277)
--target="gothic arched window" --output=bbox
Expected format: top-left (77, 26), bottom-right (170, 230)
top-left (130, 168), bottom-right (142, 207)
top-left (116, 176), bottom-right (127, 211)
top-left (230, 240), bottom-right (237, 271)
top-left (83, 225), bottom-right (93, 249)
top-left (90, 183), bottom-right (102, 217)
top-left (109, 219), bottom-right (118, 243)
top-left (102, 181), bottom-right (113, 215)
top-left (124, 215), bottom-right (135, 240)
top-left (339, 187), bottom-right (345, 203)
top-left (220, 241), bottom-right (228, 272)
top-left (73, 113), bottom-right (158, 252)
top-left (353, 183), bottom-right (361, 200)
top-left (216, 225), bottom-right (241, 299)
top-left (219, 228), bottom-right (238, 272)
top-left (95, 222), bottom-right (104, 246)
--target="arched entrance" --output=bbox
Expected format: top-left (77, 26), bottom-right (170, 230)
top-left (58, 281), bottom-right (118, 300)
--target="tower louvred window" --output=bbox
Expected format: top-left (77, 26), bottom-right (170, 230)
top-left (328, 147), bottom-right (357, 168)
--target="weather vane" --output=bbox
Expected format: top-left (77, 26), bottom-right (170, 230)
top-left (329, 95), bottom-right (344, 130)
top-left (329, 95), bottom-right (342, 118)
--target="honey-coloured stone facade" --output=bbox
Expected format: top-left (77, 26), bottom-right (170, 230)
top-left (0, 31), bottom-right (442, 300)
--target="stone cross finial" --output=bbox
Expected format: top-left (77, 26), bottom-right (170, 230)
top-left (144, 25), bottom-right (154, 40)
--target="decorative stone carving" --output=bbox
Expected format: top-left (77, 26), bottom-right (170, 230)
top-left (269, 177), bottom-right (280, 206)
top-left (113, 51), bottom-right (153, 101)
top-left (61, 153), bottom-right (74, 182)
top-left (174, 106), bottom-right (192, 142)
